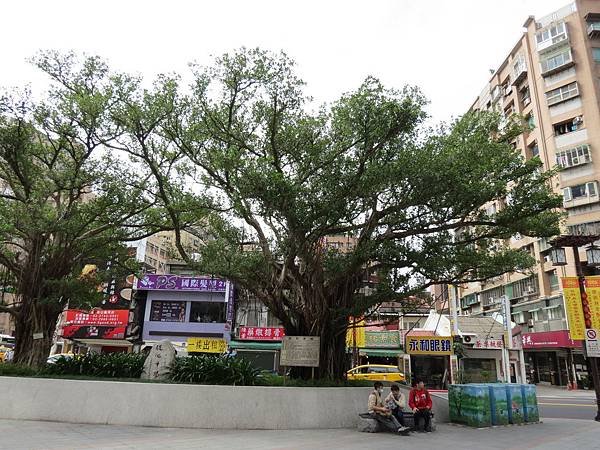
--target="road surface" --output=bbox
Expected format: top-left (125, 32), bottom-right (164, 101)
top-left (538, 394), bottom-right (598, 420)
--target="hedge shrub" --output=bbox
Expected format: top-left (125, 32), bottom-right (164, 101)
top-left (169, 355), bottom-right (261, 386)
top-left (44, 353), bottom-right (146, 378)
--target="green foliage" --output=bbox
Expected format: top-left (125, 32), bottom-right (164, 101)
top-left (168, 355), bottom-right (262, 386)
top-left (43, 353), bottom-right (145, 378)
top-left (0, 362), bottom-right (39, 377)
top-left (258, 373), bottom-right (372, 387)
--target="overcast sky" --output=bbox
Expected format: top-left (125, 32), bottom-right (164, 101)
top-left (2, 0), bottom-right (570, 123)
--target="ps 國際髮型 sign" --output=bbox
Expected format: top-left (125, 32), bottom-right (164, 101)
top-left (280, 336), bottom-right (320, 367)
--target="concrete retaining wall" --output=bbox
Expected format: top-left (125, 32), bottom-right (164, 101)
top-left (0, 377), bottom-right (448, 429)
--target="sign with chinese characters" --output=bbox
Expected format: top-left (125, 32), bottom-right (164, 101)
top-left (585, 329), bottom-right (600, 357)
top-left (405, 336), bottom-right (453, 355)
top-left (187, 337), bottom-right (227, 353)
top-left (61, 309), bottom-right (129, 339)
top-left (345, 317), bottom-right (366, 348)
top-left (562, 277), bottom-right (586, 340)
top-left (473, 338), bottom-right (504, 349)
top-left (280, 336), bottom-right (320, 367)
top-left (521, 330), bottom-right (582, 349)
top-left (365, 330), bottom-right (401, 348)
top-left (501, 295), bottom-right (513, 349)
top-left (239, 326), bottom-right (285, 341)
top-left (584, 277), bottom-right (600, 330)
top-left (135, 274), bottom-right (227, 292)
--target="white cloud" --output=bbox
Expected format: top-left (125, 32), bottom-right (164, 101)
top-left (1, 0), bottom-right (570, 122)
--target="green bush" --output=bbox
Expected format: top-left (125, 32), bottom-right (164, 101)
top-left (169, 355), bottom-right (261, 386)
top-left (44, 353), bottom-right (145, 378)
top-left (0, 363), bottom-right (39, 377)
top-left (257, 373), bottom-right (372, 387)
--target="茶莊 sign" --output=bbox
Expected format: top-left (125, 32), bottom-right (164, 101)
top-left (406, 336), bottom-right (453, 355)
top-left (280, 336), bottom-right (320, 367)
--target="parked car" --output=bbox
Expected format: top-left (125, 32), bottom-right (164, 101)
top-left (346, 364), bottom-right (405, 382)
top-left (46, 353), bottom-right (74, 364)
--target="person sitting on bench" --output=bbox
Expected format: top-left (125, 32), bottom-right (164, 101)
top-left (409, 379), bottom-right (433, 432)
top-left (368, 381), bottom-right (410, 434)
top-left (384, 383), bottom-right (406, 426)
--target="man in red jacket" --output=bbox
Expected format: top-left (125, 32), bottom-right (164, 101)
top-left (408, 379), bottom-right (433, 432)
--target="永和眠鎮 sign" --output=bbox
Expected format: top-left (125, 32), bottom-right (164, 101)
top-left (135, 274), bottom-right (227, 292)
top-left (406, 336), bottom-right (453, 355)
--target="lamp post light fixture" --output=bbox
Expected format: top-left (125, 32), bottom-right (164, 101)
top-left (549, 247), bottom-right (567, 266)
top-left (586, 244), bottom-right (600, 267)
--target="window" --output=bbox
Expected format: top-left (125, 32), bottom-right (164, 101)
top-left (531, 309), bottom-right (543, 322)
top-left (593, 48), bottom-right (600, 63)
top-left (528, 142), bottom-right (539, 158)
top-left (536, 21), bottom-right (567, 49)
top-left (511, 275), bottom-right (539, 299)
top-left (189, 301), bottom-right (226, 323)
top-left (556, 144), bottom-right (592, 169)
top-left (481, 285), bottom-right (505, 307)
top-left (563, 182), bottom-right (598, 201)
top-left (520, 85), bottom-right (531, 106)
top-left (546, 306), bottom-right (563, 321)
top-left (527, 113), bottom-right (535, 129)
top-left (150, 301), bottom-right (186, 322)
top-left (546, 82), bottom-right (579, 106)
top-left (553, 117), bottom-right (582, 135)
top-left (540, 49), bottom-right (572, 74)
top-left (548, 270), bottom-right (559, 290)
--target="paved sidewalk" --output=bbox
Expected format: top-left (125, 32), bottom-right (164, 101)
top-left (536, 385), bottom-right (597, 398)
top-left (1, 418), bottom-right (599, 450)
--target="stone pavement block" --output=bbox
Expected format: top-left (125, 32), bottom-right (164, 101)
top-left (0, 418), bottom-right (599, 450)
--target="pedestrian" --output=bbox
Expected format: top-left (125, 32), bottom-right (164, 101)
top-left (368, 381), bottom-right (410, 434)
top-left (384, 383), bottom-right (406, 426)
top-left (409, 378), bottom-right (433, 432)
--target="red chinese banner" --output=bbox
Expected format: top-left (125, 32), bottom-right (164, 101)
top-left (65, 309), bottom-right (129, 327)
top-left (239, 326), bottom-right (285, 341)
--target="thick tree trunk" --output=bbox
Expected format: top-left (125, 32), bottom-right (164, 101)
top-left (13, 298), bottom-right (58, 367)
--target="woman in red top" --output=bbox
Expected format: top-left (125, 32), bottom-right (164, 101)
top-left (408, 379), bottom-right (433, 432)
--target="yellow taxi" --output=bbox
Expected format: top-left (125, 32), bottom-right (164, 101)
top-left (346, 364), bottom-right (405, 382)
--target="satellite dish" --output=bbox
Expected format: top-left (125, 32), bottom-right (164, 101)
top-left (120, 288), bottom-right (132, 301)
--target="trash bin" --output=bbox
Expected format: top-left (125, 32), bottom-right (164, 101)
top-left (521, 384), bottom-right (539, 423)
top-left (449, 384), bottom-right (492, 427)
top-left (489, 384), bottom-right (510, 425)
top-left (506, 384), bottom-right (525, 425)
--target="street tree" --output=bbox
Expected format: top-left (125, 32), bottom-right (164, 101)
top-left (131, 49), bottom-right (560, 379)
top-left (0, 53), bottom-right (196, 366)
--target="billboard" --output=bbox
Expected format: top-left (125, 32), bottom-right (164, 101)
top-left (60, 309), bottom-right (129, 340)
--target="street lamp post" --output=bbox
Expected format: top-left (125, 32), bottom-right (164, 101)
top-left (550, 235), bottom-right (600, 422)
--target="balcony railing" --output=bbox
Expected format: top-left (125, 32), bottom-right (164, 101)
top-left (588, 22), bottom-right (600, 38)
top-left (511, 62), bottom-right (527, 85)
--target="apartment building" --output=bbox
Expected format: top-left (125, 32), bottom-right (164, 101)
top-left (460, 0), bottom-right (600, 386)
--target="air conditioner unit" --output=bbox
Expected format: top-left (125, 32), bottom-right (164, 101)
top-left (527, 287), bottom-right (535, 294)
top-left (527, 319), bottom-right (534, 327)
top-left (573, 116), bottom-right (583, 125)
top-left (463, 336), bottom-right (472, 343)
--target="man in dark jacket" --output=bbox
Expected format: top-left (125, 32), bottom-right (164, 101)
top-left (408, 379), bottom-right (433, 432)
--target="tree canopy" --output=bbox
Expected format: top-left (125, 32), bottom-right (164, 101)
top-left (0, 49), bottom-right (562, 375)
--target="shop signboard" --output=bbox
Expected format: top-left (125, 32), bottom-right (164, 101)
top-left (473, 338), bottom-right (504, 349)
top-left (584, 276), bottom-right (600, 330)
top-left (187, 337), bottom-right (227, 353)
top-left (345, 317), bottom-right (366, 348)
top-left (365, 330), bottom-right (401, 348)
top-left (561, 277), bottom-right (586, 340)
top-left (521, 330), bottom-right (582, 349)
top-left (280, 336), bottom-right (320, 367)
top-left (61, 309), bottom-right (129, 339)
top-left (585, 328), bottom-right (600, 357)
top-left (135, 274), bottom-right (227, 292)
top-left (406, 336), bottom-right (453, 355)
top-left (239, 326), bottom-right (285, 341)
top-left (500, 295), bottom-right (513, 349)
